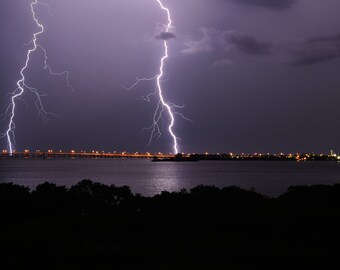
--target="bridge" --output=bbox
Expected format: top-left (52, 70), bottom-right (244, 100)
top-left (1, 150), bottom-right (175, 159)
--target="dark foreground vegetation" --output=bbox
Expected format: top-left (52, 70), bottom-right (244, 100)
top-left (1, 180), bottom-right (340, 269)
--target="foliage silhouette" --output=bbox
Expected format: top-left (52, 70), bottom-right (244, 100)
top-left (0, 180), bottom-right (339, 269)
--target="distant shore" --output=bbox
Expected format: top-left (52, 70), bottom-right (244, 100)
top-left (1, 150), bottom-right (339, 161)
top-left (1, 180), bottom-right (340, 269)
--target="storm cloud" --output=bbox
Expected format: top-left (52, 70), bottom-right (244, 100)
top-left (155, 31), bottom-right (176, 40)
top-left (182, 27), bottom-right (271, 56)
top-left (290, 34), bottom-right (340, 66)
top-left (181, 27), bottom-right (221, 54)
top-left (229, 0), bottom-right (297, 10)
top-left (183, 27), bottom-right (340, 66)
top-left (227, 31), bottom-right (272, 55)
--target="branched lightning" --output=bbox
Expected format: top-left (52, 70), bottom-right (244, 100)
top-left (156, 0), bottom-right (179, 154)
top-left (1, 0), bottom-right (73, 153)
top-left (123, 0), bottom-right (185, 154)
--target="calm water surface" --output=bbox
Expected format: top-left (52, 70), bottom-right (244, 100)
top-left (1, 159), bottom-right (340, 197)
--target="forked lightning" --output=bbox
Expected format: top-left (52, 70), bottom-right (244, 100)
top-left (123, 0), bottom-right (182, 154)
top-left (1, 0), bottom-right (72, 153)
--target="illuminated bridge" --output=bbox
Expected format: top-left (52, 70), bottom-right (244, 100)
top-left (1, 150), bottom-right (175, 159)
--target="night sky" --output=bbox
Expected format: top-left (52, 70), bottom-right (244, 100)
top-left (1, 0), bottom-right (340, 154)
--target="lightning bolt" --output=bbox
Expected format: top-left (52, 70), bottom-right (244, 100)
top-left (156, 0), bottom-right (179, 154)
top-left (1, 0), bottom-right (73, 154)
top-left (123, 0), bottom-right (181, 154)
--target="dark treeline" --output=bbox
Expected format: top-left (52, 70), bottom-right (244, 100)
top-left (1, 180), bottom-right (340, 269)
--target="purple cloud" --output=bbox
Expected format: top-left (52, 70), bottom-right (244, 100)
top-left (227, 31), bottom-right (272, 55)
top-left (230, 0), bottom-right (297, 10)
top-left (181, 27), bottom-right (221, 54)
top-left (155, 32), bottom-right (176, 41)
top-left (182, 27), bottom-right (272, 56)
top-left (289, 34), bottom-right (340, 66)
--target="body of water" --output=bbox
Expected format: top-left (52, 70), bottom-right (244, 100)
top-left (1, 159), bottom-right (340, 197)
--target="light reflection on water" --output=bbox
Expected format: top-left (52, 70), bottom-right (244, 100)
top-left (147, 162), bottom-right (181, 194)
top-left (1, 159), bottom-right (340, 197)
